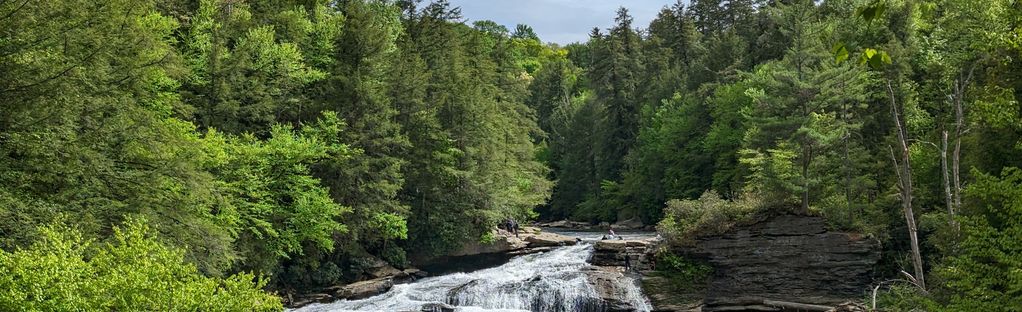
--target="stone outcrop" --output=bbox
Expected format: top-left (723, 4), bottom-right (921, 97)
top-left (442, 227), bottom-right (577, 258)
top-left (327, 277), bottom-right (395, 300)
top-left (526, 231), bottom-right (580, 247)
top-left (583, 266), bottom-right (649, 312)
top-left (591, 238), bottom-right (658, 272)
top-left (640, 275), bottom-right (703, 312)
top-left (447, 230), bottom-right (530, 257)
top-left (364, 256), bottom-right (404, 279)
top-left (426, 227), bottom-right (576, 261)
top-left (286, 265), bottom-right (430, 308)
top-left (662, 214), bottom-right (881, 311)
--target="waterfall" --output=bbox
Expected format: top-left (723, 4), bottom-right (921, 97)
top-left (295, 243), bottom-right (651, 312)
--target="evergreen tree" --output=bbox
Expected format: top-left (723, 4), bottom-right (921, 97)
top-left (591, 8), bottom-right (645, 186)
top-left (311, 0), bottom-right (409, 253)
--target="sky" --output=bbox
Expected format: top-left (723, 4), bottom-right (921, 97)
top-left (449, 0), bottom-right (683, 45)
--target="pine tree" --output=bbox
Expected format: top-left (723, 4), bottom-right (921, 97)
top-left (311, 0), bottom-right (409, 251)
top-left (182, 0), bottom-right (324, 136)
top-left (591, 8), bottom-right (645, 186)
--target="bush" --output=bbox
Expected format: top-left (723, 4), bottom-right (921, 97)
top-left (654, 250), bottom-right (712, 290)
top-left (657, 191), bottom-right (762, 245)
top-left (0, 219), bottom-right (282, 311)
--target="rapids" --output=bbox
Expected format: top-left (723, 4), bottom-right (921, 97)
top-left (294, 241), bottom-right (651, 312)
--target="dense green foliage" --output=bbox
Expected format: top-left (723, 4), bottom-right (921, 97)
top-left (0, 219), bottom-right (281, 311)
top-left (2, 0), bottom-right (1022, 309)
top-left (524, 0), bottom-right (1022, 309)
top-left (0, 0), bottom-right (550, 303)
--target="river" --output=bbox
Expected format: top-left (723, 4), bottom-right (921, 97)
top-left (294, 229), bottom-right (654, 312)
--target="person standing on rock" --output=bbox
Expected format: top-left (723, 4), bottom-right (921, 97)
top-left (506, 218), bottom-right (519, 237)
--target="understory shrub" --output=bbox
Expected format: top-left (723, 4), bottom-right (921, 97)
top-left (0, 218), bottom-right (282, 311)
top-left (657, 191), bottom-right (762, 245)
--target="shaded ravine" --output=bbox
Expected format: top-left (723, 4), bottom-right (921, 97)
top-left (294, 243), bottom-right (651, 312)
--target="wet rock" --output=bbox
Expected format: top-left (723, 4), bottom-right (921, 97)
top-left (591, 238), bottom-right (658, 271)
top-left (328, 277), bottom-right (394, 300)
top-left (509, 246), bottom-right (557, 256)
top-left (583, 266), bottom-right (646, 312)
top-left (525, 232), bottom-right (578, 247)
top-left (418, 302), bottom-right (456, 312)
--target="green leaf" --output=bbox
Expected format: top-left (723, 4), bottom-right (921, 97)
top-left (856, 3), bottom-right (888, 23)
top-left (832, 42), bottom-right (850, 64)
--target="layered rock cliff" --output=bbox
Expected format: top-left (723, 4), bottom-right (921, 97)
top-left (658, 214), bottom-right (881, 311)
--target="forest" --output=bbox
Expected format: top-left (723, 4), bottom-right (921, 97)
top-left (1, 0), bottom-right (1020, 310)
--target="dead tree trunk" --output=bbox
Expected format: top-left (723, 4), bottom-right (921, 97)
top-left (950, 65), bottom-right (975, 217)
top-left (887, 80), bottom-right (926, 291)
top-left (941, 130), bottom-right (954, 224)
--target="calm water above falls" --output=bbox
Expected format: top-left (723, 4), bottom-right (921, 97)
top-left (294, 237), bottom-right (652, 312)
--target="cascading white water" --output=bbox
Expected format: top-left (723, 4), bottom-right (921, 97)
top-left (295, 243), bottom-right (651, 312)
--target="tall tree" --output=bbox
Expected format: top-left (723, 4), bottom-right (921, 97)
top-left (591, 8), bottom-right (645, 185)
top-left (312, 0), bottom-right (409, 253)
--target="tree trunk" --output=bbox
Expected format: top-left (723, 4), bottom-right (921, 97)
top-left (887, 80), bottom-right (926, 290)
top-left (952, 78), bottom-right (964, 215)
top-left (941, 130), bottom-right (954, 224)
top-left (802, 144), bottom-right (811, 214)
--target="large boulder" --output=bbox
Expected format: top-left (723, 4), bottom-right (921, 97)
top-left (524, 232), bottom-right (578, 247)
top-left (447, 230), bottom-right (528, 257)
top-left (328, 277), bottom-right (394, 300)
top-left (287, 293), bottom-right (334, 309)
top-left (591, 238), bottom-right (658, 271)
top-left (363, 256), bottom-right (403, 279)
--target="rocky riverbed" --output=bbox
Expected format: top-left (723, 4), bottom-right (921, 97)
top-left (289, 215), bottom-right (880, 312)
